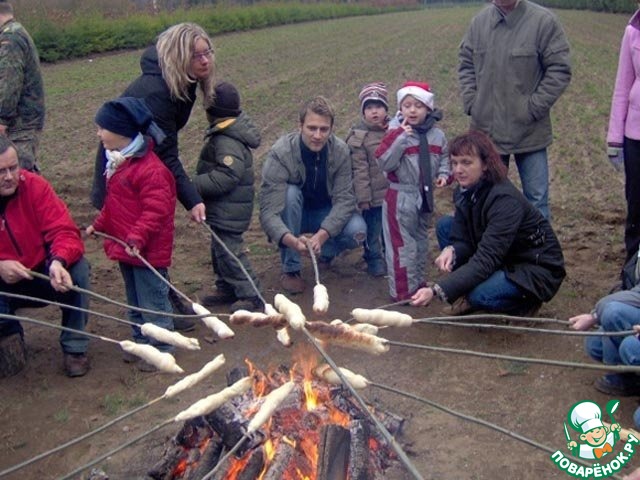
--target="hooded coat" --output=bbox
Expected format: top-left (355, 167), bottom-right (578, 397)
top-left (193, 112), bottom-right (261, 233)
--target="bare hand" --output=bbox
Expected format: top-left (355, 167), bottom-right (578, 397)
top-left (48, 260), bottom-right (72, 292)
top-left (307, 229), bottom-right (330, 255)
top-left (0, 260), bottom-right (32, 284)
top-left (410, 287), bottom-right (434, 306)
top-left (435, 247), bottom-right (455, 272)
top-left (190, 203), bottom-right (206, 223)
top-left (358, 202), bottom-right (371, 211)
top-left (435, 177), bottom-right (447, 188)
top-left (568, 313), bottom-right (597, 331)
top-left (400, 118), bottom-right (413, 135)
top-left (0, 124), bottom-right (7, 135)
top-left (125, 244), bottom-right (140, 258)
top-left (85, 225), bottom-right (95, 237)
top-left (567, 440), bottom-right (577, 450)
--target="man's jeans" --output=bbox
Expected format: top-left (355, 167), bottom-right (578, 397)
top-left (436, 214), bottom-right (454, 250)
top-left (119, 263), bottom-right (174, 353)
top-left (467, 270), bottom-right (538, 314)
top-left (585, 301), bottom-right (640, 366)
top-left (501, 148), bottom-right (550, 220)
top-left (280, 184), bottom-right (366, 273)
top-left (0, 257), bottom-right (90, 354)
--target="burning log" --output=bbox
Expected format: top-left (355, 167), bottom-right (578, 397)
top-left (316, 424), bottom-right (350, 479)
top-left (348, 420), bottom-right (369, 480)
top-left (261, 441), bottom-right (296, 480)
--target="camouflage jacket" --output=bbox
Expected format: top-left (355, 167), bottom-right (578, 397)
top-left (0, 19), bottom-right (44, 131)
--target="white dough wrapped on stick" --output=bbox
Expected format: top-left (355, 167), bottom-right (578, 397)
top-left (306, 321), bottom-right (389, 355)
top-left (164, 354), bottom-right (226, 398)
top-left (141, 323), bottom-right (200, 351)
top-left (274, 294), bottom-right (306, 330)
top-left (313, 284), bottom-right (329, 314)
top-left (314, 364), bottom-right (370, 389)
top-left (351, 308), bottom-right (413, 328)
top-left (192, 302), bottom-right (235, 339)
top-left (266, 303), bottom-right (292, 347)
top-left (119, 341), bottom-right (184, 374)
top-left (247, 381), bottom-right (295, 433)
top-left (330, 319), bottom-right (380, 336)
top-left (174, 376), bottom-right (252, 422)
top-left (230, 310), bottom-right (287, 329)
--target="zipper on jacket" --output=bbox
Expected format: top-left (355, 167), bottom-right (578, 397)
top-left (314, 153), bottom-right (319, 190)
top-left (1, 214), bottom-right (23, 257)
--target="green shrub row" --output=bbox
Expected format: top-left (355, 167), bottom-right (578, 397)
top-left (537, 0), bottom-right (636, 13)
top-left (27, 3), bottom-right (419, 62)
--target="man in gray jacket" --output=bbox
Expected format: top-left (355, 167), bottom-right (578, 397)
top-left (259, 96), bottom-right (366, 294)
top-left (458, 0), bottom-right (571, 220)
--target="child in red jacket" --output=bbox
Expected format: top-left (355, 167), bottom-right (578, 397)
top-left (87, 97), bottom-right (177, 372)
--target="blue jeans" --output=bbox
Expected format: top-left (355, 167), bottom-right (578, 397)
top-left (0, 258), bottom-right (90, 354)
top-left (501, 148), bottom-right (550, 220)
top-left (585, 301), bottom-right (640, 366)
top-left (280, 184), bottom-right (366, 273)
top-left (119, 263), bottom-right (174, 353)
top-left (466, 270), bottom-right (539, 314)
top-left (436, 214), bottom-right (454, 250)
top-left (362, 206), bottom-right (384, 267)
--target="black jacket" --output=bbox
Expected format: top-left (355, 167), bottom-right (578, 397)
top-left (91, 46), bottom-right (202, 211)
top-left (193, 113), bottom-right (261, 233)
top-left (439, 179), bottom-right (565, 303)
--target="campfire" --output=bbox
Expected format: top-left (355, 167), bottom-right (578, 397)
top-left (149, 353), bottom-right (404, 480)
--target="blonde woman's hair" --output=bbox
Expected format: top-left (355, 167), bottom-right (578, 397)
top-left (156, 23), bottom-right (215, 104)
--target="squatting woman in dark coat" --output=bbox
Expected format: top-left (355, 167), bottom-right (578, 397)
top-left (411, 130), bottom-right (565, 314)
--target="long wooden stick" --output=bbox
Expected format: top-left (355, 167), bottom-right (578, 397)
top-left (387, 340), bottom-right (640, 372)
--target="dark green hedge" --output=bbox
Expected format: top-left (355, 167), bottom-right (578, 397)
top-left (28, 3), bottom-right (418, 62)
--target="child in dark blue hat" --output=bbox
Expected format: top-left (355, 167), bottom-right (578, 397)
top-left (87, 97), bottom-right (177, 372)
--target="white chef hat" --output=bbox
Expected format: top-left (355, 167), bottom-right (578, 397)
top-left (570, 401), bottom-right (604, 434)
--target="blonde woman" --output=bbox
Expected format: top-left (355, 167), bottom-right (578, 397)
top-left (90, 23), bottom-right (215, 329)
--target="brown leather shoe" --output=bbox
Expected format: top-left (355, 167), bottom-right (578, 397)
top-left (63, 353), bottom-right (90, 377)
top-left (442, 297), bottom-right (474, 316)
top-left (280, 272), bottom-right (305, 294)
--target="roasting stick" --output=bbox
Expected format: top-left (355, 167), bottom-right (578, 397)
top-left (0, 312), bottom-right (185, 373)
top-left (304, 243), bottom-right (330, 314)
top-left (387, 340), bottom-right (640, 372)
top-left (200, 222), bottom-right (267, 306)
top-left (25, 269), bottom-right (216, 319)
top-left (414, 317), bottom-right (634, 336)
top-left (0, 355), bottom-right (227, 478)
top-left (0, 291), bottom-right (203, 350)
top-left (299, 326), bottom-right (424, 480)
top-left (90, 230), bottom-right (235, 339)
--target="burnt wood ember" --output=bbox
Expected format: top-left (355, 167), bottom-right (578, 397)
top-left (348, 420), bottom-right (369, 480)
top-left (208, 446), bottom-right (264, 480)
top-left (316, 424), bottom-right (350, 480)
top-left (261, 442), bottom-right (295, 480)
top-left (205, 403), bottom-right (264, 455)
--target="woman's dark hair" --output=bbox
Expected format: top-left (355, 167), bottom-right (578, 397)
top-left (449, 130), bottom-right (507, 183)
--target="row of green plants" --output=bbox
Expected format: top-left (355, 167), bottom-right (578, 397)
top-left (26, 2), bottom-right (419, 62)
top-left (539, 0), bottom-right (636, 13)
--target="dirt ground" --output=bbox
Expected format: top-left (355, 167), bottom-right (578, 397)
top-left (1, 8), bottom-right (638, 480)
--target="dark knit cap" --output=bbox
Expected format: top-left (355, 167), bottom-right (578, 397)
top-left (207, 82), bottom-right (242, 119)
top-left (95, 97), bottom-right (153, 139)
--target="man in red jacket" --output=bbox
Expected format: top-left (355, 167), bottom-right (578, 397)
top-left (0, 137), bottom-right (90, 377)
